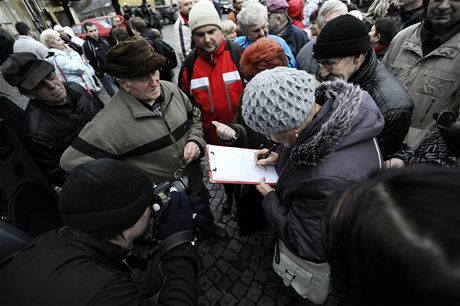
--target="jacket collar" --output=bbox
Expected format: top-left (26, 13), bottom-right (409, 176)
top-left (196, 38), bottom-right (226, 61)
top-left (290, 80), bottom-right (364, 166)
top-left (402, 23), bottom-right (460, 59)
top-left (117, 82), bottom-right (174, 119)
top-left (58, 227), bottom-right (129, 268)
top-left (348, 48), bottom-right (377, 87)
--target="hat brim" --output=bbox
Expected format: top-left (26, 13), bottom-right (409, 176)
top-left (21, 61), bottom-right (54, 91)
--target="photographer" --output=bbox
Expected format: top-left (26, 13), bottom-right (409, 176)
top-left (0, 159), bottom-right (201, 305)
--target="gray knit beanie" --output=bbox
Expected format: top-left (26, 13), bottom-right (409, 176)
top-left (241, 67), bottom-right (316, 135)
top-left (189, 0), bottom-right (222, 33)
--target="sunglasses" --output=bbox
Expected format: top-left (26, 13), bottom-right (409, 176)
top-left (33, 70), bottom-right (57, 90)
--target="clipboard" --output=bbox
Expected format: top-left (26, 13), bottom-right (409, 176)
top-left (206, 144), bottom-right (278, 185)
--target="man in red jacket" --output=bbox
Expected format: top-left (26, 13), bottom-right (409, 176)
top-left (179, 0), bottom-right (244, 214)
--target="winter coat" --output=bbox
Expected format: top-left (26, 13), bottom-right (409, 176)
top-left (277, 19), bottom-right (310, 57)
top-left (82, 36), bottom-right (113, 76)
top-left (384, 23), bottom-right (460, 148)
top-left (349, 49), bottom-right (413, 159)
top-left (22, 82), bottom-right (103, 186)
top-left (178, 39), bottom-right (244, 144)
top-left (235, 34), bottom-right (297, 68)
top-left (46, 48), bottom-right (98, 93)
top-left (0, 227), bottom-right (199, 305)
top-left (263, 80), bottom-right (384, 262)
top-left (296, 39), bottom-right (320, 75)
top-left (60, 81), bottom-right (206, 196)
top-left (173, 13), bottom-right (192, 63)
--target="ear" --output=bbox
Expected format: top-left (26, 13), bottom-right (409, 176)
top-left (376, 33), bottom-right (381, 43)
top-left (117, 79), bottom-right (130, 92)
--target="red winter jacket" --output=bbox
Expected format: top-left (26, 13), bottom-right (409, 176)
top-left (179, 39), bottom-right (244, 144)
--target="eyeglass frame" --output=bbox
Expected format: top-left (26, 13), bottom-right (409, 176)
top-left (316, 57), bottom-right (346, 72)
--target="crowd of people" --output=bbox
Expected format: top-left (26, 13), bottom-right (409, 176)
top-left (0, 0), bottom-right (459, 305)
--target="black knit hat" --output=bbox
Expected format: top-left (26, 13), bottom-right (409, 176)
top-left (313, 15), bottom-right (371, 60)
top-left (59, 159), bottom-right (154, 239)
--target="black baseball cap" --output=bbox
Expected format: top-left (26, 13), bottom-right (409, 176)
top-left (1, 53), bottom-right (54, 91)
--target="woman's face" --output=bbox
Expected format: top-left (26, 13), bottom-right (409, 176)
top-left (50, 36), bottom-right (66, 50)
top-left (369, 25), bottom-right (380, 47)
top-left (267, 129), bottom-right (297, 148)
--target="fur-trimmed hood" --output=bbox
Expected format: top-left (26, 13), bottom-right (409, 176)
top-left (291, 80), bottom-right (384, 166)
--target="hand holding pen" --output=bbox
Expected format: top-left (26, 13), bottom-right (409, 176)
top-left (254, 144), bottom-right (279, 168)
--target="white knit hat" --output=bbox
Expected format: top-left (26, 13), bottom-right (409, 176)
top-left (242, 67), bottom-right (316, 135)
top-left (189, 0), bottom-right (222, 33)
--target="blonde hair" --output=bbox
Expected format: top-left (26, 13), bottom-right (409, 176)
top-left (221, 20), bottom-right (237, 38)
top-left (40, 29), bottom-right (60, 48)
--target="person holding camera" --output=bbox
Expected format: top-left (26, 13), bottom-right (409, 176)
top-left (0, 159), bottom-right (201, 305)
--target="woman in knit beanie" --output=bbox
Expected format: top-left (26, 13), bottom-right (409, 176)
top-left (211, 38), bottom-right (288, 231)
top-left (240, 66), bottom-right (385, 303)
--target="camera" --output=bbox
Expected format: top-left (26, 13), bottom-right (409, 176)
top-left (151, 176), bottom-right (189, 223)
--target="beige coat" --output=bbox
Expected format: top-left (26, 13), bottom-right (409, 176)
top-left (384, 23), bottom-right (460, 148)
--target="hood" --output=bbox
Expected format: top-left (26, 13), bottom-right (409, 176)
top-left (291, 79), bottom-right (384, 166)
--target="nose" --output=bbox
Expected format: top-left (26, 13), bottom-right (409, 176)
top-left (319, 65), bottom-right (330, 79)
top-left (438, 0), bottom-right (451, 9)
top-left (43, 79), bottom-right (56, 89)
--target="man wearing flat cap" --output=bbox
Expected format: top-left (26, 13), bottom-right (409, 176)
top-left (313, 15), bottom-right (413, 160)
top-left (61, 37), bottom-right (227, 239)
top-left (1, 52), bottom-right (103, 187)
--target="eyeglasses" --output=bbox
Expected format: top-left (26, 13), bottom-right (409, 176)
top-left (174, 158), bottom-right (188, 179)
top-left (317, 58), bottom-right (344, 71)
top-left (33, 70), bottom-right (57, 90)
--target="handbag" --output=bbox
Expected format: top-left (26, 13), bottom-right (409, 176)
top-left (272, 239), bottom-right (331, 304)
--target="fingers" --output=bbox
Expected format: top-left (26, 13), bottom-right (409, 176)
top-left (211, 121), bottom-right (221, 128)
top-left (254, 149), bottom-right (269, 163)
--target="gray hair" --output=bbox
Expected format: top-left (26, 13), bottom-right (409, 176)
top-left (317, 0), bottom-right (348, 30)
top-left (40, 29), bottom-right (60, 48)
top-left (237, 1), bottom-right (268, 36)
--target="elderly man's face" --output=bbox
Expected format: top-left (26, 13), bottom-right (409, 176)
top-left (245, 23), bottom-right (268, 41)
top-left (28, 70), bottom-right (67, 103)
top-left (179, 0), bottom-right (193, 17)
top-left (427, 0), bottom-right (460, 30)
top-left (193, 25), bottom-right (223, 53)
top-left (317, 56), bottom-right (359, 81)
top-left (122, 71), bottom-right (161, 103)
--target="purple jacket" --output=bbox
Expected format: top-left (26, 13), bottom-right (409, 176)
top-left (263, 80), bottom-right (385, 262)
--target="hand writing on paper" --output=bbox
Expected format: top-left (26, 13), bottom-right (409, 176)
top-left (212, 121), bottom-right (237, 141)
top-left (256, 177), bottom-right (274, 197)
top-left (183, 142), bottom-right (200, 163)
top-left (254, 149), bottom-right (278, 168)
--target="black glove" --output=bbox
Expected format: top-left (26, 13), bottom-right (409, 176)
top-left (159, 191), bottom-right (194, 240)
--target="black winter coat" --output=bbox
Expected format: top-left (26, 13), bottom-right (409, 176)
top-left (263, 80), bottom-right (385, 262)
top-left (349, 49), bottom-right (413, 159)
top-left (22, 82), bottom-right (103, 186)
top-left (0, 227), bottom-right (199, 305)
top-left (278, 20), bottom-right (310, 58)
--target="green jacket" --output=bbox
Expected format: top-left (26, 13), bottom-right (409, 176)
top-left (60, 81), bottom-right (206, 195)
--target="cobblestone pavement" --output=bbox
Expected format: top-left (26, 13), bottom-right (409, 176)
top-left (198, 169), bottom-right (312, 306)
